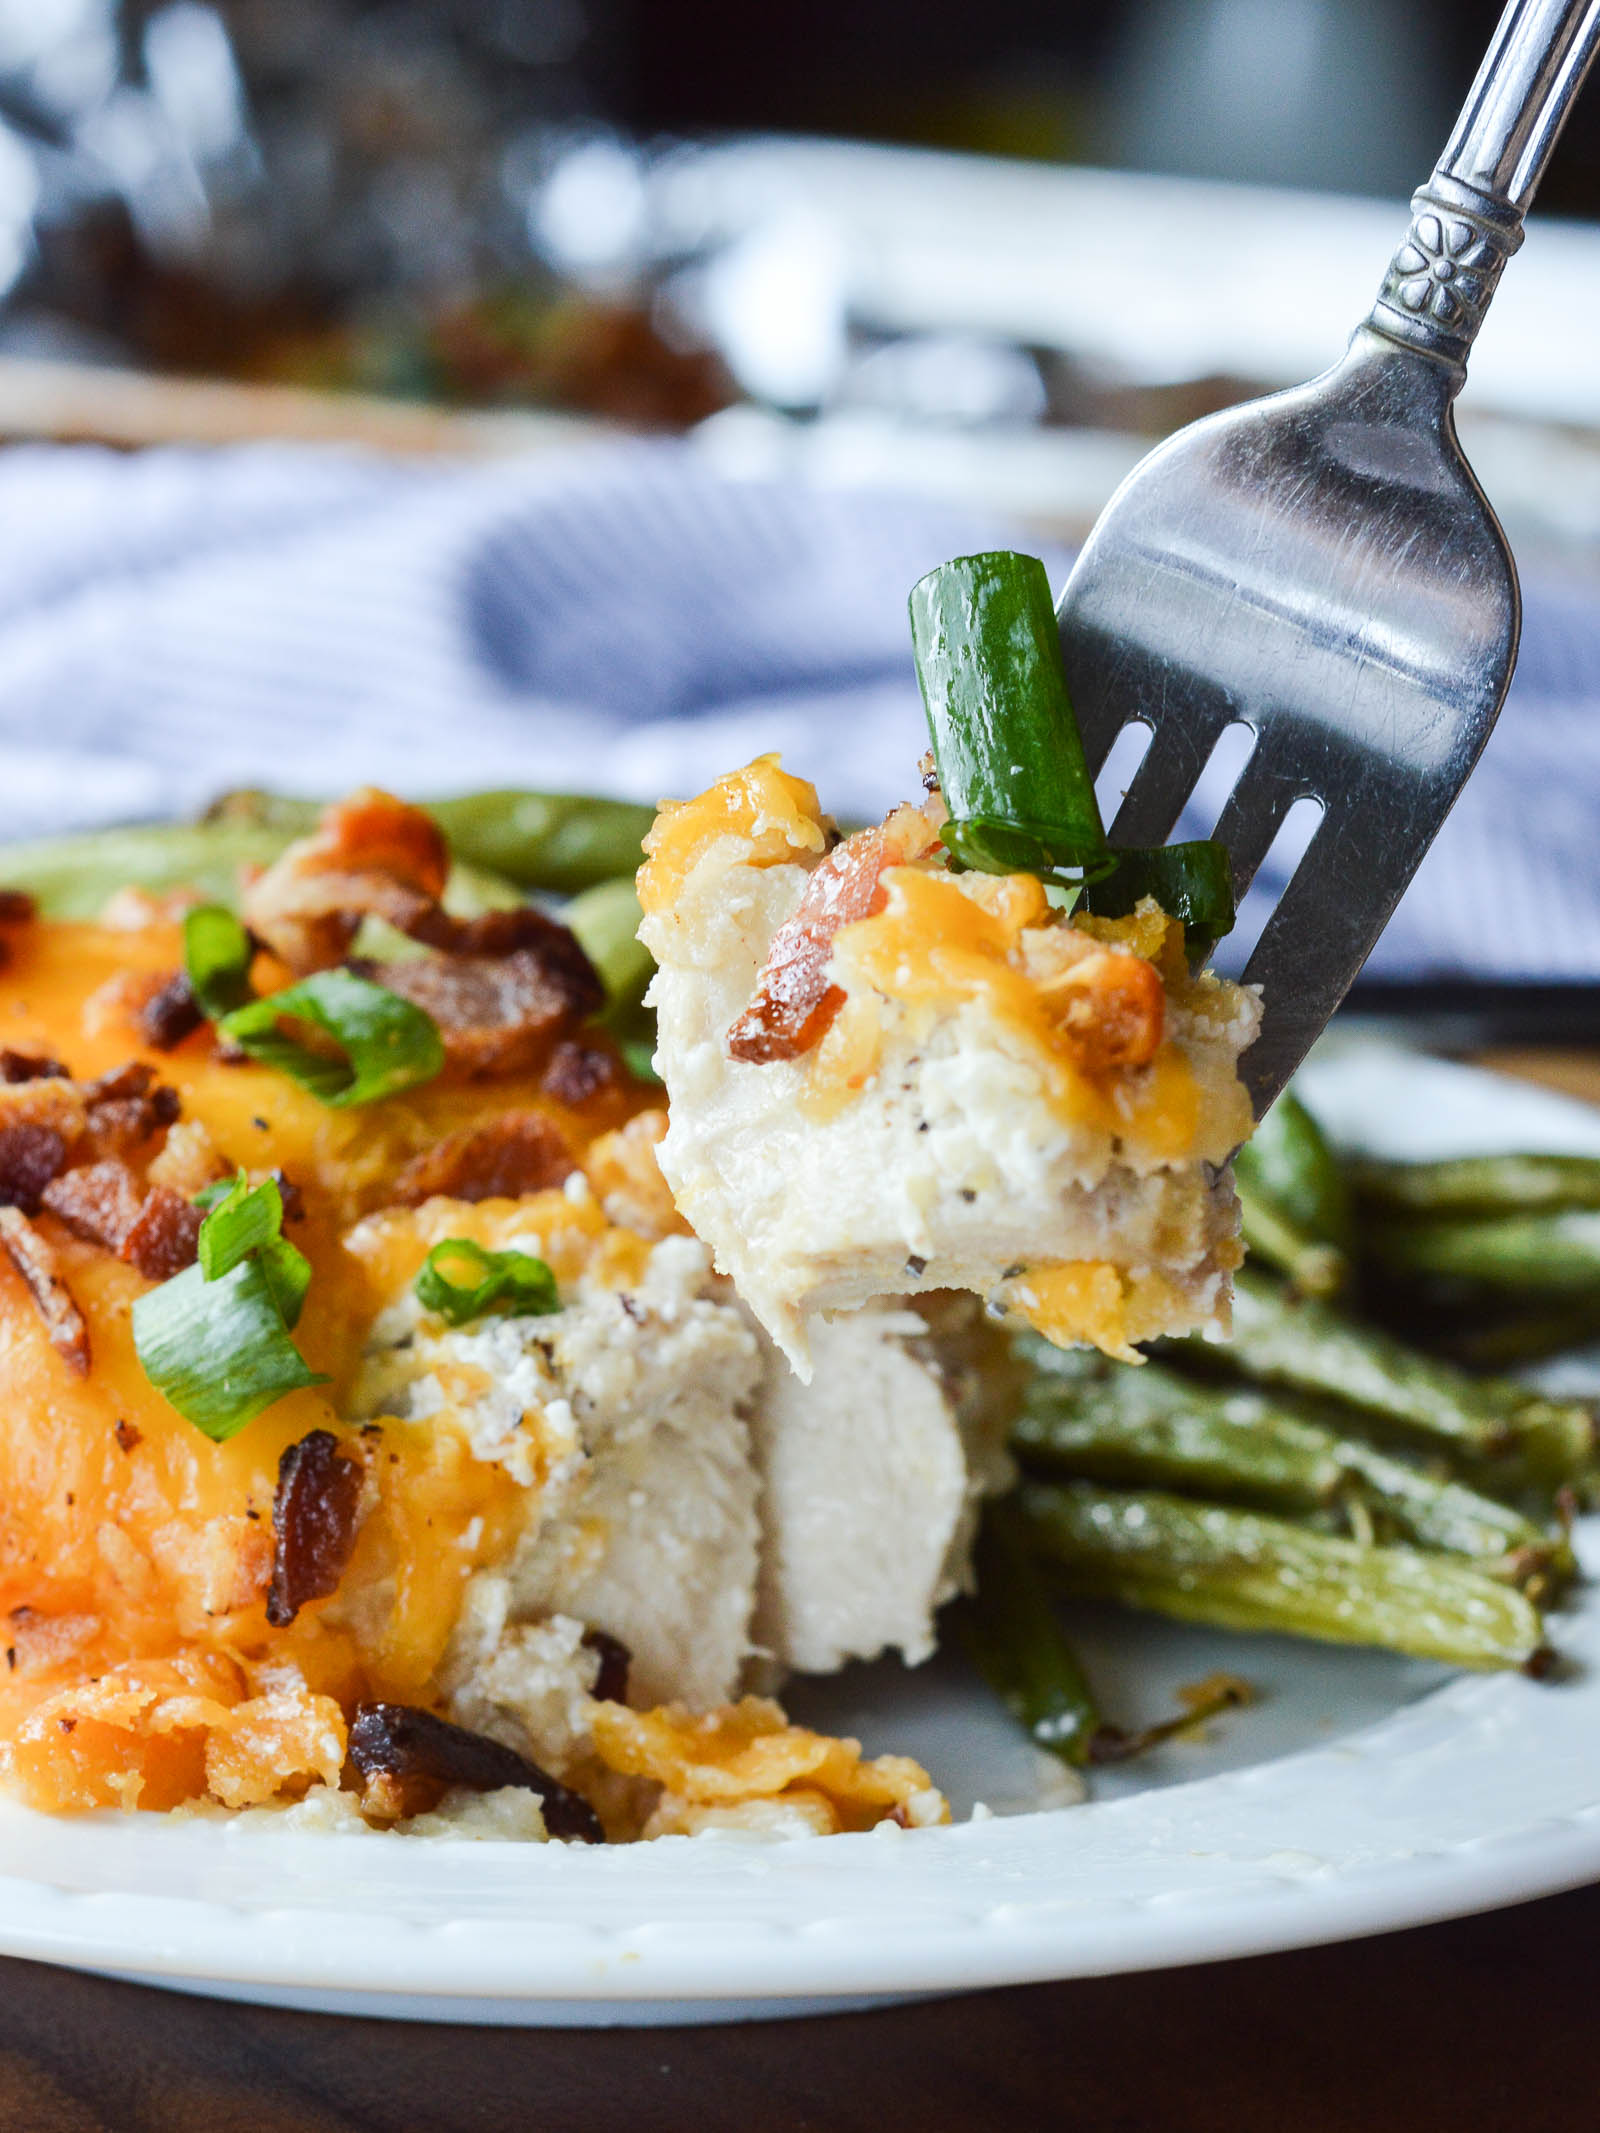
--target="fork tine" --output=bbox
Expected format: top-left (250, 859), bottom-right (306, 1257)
top-left (1207, 745), bottom-right (1316, 899)
top-left (1239, 790), bottom-right (1418, 1112)
top-left (1104, 701), bottom-right (1238, 848)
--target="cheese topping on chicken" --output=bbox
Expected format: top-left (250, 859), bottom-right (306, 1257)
top-left (640, 757), bottom-right (1259, 1377)
top-left (0, 794), bottom-right (1000, 1841)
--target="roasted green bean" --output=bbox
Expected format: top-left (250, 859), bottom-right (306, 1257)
top-left (1234, 1091), bottom-right (1353, 1295)
top-left (207, 786), bottom-right (655, 894)
top-left (1017, 1480), bottom-right (1548, 1671)
top-left (1352, 1152), bottom-right (1600, 1219)
top-left (1365, 1209), bottom-right (1600, 1299)
top-left (1012, 1352), bottom-right (1560, 1573)
top-left (1165, 1265), bottom-right (1593, 1482)
top-left (949, 1507), bottom-right (1103, 1764)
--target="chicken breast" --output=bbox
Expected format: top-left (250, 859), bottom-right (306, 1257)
top-left (750, 1298), bottom-right (1014, 1674)
top-left (352, 1228), bottom-right (764, 1709)
top-left (638, 757), bottom-right (1261, 1379)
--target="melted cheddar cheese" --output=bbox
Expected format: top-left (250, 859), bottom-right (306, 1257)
top-left (0, 915), bottom-right (649, 1811)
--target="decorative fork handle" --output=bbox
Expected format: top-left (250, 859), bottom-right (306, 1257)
top-left (1368, 0), bottom-right (1600, 383)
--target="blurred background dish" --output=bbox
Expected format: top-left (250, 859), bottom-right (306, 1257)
top-left (0, 0), bottom-right (1599, 1031)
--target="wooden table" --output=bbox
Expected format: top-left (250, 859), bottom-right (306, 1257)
top-left (3, 1048), bottom-right (1593, 2131)
top-left (1, 1877), bottom-right (1595, 2132)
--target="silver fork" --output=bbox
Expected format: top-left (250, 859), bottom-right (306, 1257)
top-left (1056, 0), bottom-right (1600, 1118)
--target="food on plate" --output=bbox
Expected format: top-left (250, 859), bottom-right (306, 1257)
top-left (0, 542), bottom-right (1593, 1840)
top-left (0, 789), bottom-right (1016, 1838)
top-left (640, 554), bottom-right (1258, 1377)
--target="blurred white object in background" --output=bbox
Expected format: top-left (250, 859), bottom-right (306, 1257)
top-left (1106, 0), bottom-right (1445, 195)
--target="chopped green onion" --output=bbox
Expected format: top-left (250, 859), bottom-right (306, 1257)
top-left (908, 550), bottom-right (1235, 948)
top-left (195, 1173), bottom-right (312, 1328)
top-left (910, 551), bottom-right (1111, 882)
top-left (1076, 841), bottom-right (1236, 956)
top-left (183, 903), bottom-right (255, 1020)
top-left (414, 1238), bottom-right (560, 1327)
top-left (220, 968), bottom-right (444, 1108)
top-left (197, 1172), bottom-right (282, 1280)
top-left (133, 1179), bottom-right (324, 1441)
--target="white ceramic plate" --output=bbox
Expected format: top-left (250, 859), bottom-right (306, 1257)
top-left (4, 1044), bottom-right (1600, 2026)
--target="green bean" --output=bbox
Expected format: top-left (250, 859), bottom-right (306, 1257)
top-left (1353, 1152), bottom-right (1600, 1219)
top-left (1236, 1177), bottom-right (1349, 1298)
top-left (949, 1506), bottom-right (1103, 1764)
top-left (1428, 1299), bottom-right (1600, 1372)
top-left (563, 877), bottom-right (651, 1020)
top-left (562, 877), bottom-right (659, 1078)
top-left (1235, 1091), bottom-right (1353, 1294)
top-left (1017, 1481), bottom-right (1547, 1671)
top-left (1012, 1354), bottom-right (1559, 1572)
top-left (1365, 1209), bottom-right (1600, 1299)
top-left (207, 787), bottom-right (656, 894)
top-left (0, 822), bottom-right (294, 918)
top-left (0, 820), bottom-right (526, 930)
top-left (1167, 1266), bottom-right (1594, 1481)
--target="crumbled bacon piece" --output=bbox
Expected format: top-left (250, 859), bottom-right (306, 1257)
top-left (119, 1186), bottom-right (204, 1281)
top-left (0, 1051), bottom-right (66, 1084)
top-left (0, 1206), bottom-right (89, 1374)
top-left (363, 937), bottom-right (602, 1080)
top-left (41, 1159), bottom-right (142, 1247)
top-left (0, 1124), bottom-right (67, 1213)
top-left (346, 1702), bottom-right (604, 1842)
top-left (541, 1036), bottom-right (623, 1109)
top-left (391, 1110), bottom-right (575, 1206)
top-left (266, 1429), bottom-right (367, 1628)
top-left (582, 1627), bottom-right (631, 1705)
top-left (243, 788), bottom-right (451, 974)
top-left (79, 1063), bottom-right (181, 1157)
top-left (114, 1419), bottom-right (142, 1453)
top-left (727, 806), bottom-right (939, 1064)
top-left (136, 972), bottom-right (204, 1051)
top-left (0, 889), bottom-right (35, 925)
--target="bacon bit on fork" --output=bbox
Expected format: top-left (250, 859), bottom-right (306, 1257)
top-left (0, 1205), bottom-right (90, 1375)
top-left (266, 1429), bottom-right (367, 1628)
top-left (727, 805), bottom-right (940, 1064)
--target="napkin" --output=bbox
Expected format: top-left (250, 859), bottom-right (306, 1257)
top-left (0, 435), bottom-right (1592, 983)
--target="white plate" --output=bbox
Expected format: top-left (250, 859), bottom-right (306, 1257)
top-left (4, 1044), bottom-right (1600, 2026)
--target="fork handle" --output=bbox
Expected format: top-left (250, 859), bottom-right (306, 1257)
top-left (1367, 0), bottom-right (1600, 383)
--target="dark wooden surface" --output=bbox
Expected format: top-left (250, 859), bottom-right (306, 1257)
top-left (1, 1880), bottom-right (1596, 2132)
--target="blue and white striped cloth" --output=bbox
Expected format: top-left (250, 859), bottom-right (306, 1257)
top-left (0, 434), bottom-right (1594, 983)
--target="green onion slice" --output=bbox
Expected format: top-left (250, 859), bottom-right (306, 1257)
top-left (908, 551), bottom-right (1235, 948)
top-left (132, 1178), bottom-right (324, 1441)
top-left (910, 550), bottom-right (1111, 882)
top-left (220, 968), bottom-right (445, 1108)
top-left (183, 903), bottom-right (255, 1020)
top-left (414, 1238), bottom-right (561, 1327)
top-left (1076, 840), bottom-right (1236, 957)
top-left (196, 1172), bottom-right (312, 1327)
